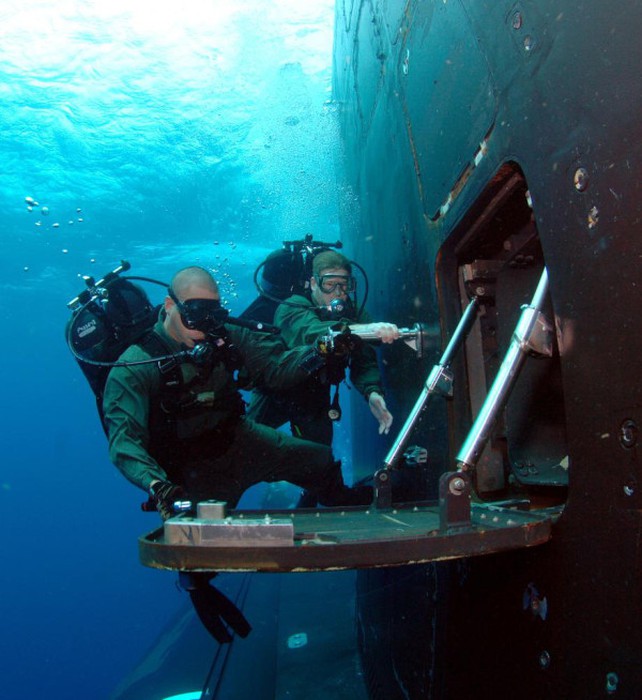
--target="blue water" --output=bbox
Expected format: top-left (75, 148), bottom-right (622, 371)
top-left (0, 2), bottom-right (343, 697)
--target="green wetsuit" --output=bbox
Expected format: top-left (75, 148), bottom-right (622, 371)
top-left (103, 315), bottom-right (349, 507)
top-left (247, 294), bottom-right (384, 445)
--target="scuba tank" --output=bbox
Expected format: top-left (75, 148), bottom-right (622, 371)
top-left (66, 261), bottom-right (162, 425)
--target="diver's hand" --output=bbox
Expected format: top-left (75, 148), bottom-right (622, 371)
top-left (331, 329), bottom-right (360, 356)
top-left (149, 480), bottom-right (186, 520)
top-left (316, 329), bottom-right (360, 357)
top-left (367, 322), bottom-right (400, 344)
top-left (368, 391), bottom-right (393, 434)
top-left (350, 322), bottom-right (400, 344)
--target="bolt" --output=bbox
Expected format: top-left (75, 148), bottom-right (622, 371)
top-left (606, 672), bottom-right (619, 694)
top-left (574, 167), bottom-right (590, 192)
top-left (619, 419), bottom-right (638, 449)
top-left (378, 471), bottom-right (389, 482)
top-left (450, 477), bottom-right (466, 494)
top-left (539, 650), bottom-right (551, 669)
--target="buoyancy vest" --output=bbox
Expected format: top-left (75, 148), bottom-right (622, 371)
top-left (139, 332), bottom-right (246, 459)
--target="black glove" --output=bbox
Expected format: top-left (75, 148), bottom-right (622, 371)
top-left (317, 328), bottom-right (361, 357)
top-left (149, 480), bottom-right (187, 520)
top-left (330, 329), bottom-right (361, 356)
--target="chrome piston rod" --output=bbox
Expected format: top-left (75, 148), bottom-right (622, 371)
top-left (456, 267), bottom-right (552, 472)
top-left (383, 297), bottom-right (480, 470)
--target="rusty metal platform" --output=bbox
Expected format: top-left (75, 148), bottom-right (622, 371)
top-left (139, 501), bottom-right (554, 573)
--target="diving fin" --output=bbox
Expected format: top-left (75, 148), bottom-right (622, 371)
top-left (179, 572), bottom-right (252, 644)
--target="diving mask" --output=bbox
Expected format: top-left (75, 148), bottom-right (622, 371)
top-left (168, 289), bottom-right (229, 332)
top-left (316, 274), bottom-right (356, 295)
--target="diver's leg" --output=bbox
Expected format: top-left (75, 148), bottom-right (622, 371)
top-left (230, 419), bottom-right (371, 506)
top-left (246, 391), bottom-right (289, 430)
top-left (290, 409), bottom-right (334, 506)
top-left (179, 451), bottom-right (244, 508)
top-left (290, 412), bottom-right (333, 445)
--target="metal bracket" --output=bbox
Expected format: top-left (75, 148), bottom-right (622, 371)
top-left (439, 471), bottom-right (472, 532)
top-left (514, 306), bottom-right (553, 357)
top-left (373, 467), bottom-right (393, 510)
top-left (426, 363), bottom-right (455, 398)
top-left (164, 500), bottom-right (295, 547)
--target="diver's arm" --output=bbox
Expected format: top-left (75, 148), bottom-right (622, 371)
top-left (348, 323), bottom-right (393, 432)
top-left (230, 326), bottom-right (323, 391)
top-left (102, 348), bottom-right (169, 492)
top-left (277, 297), bottom-right (399, 345)
top-left (275, 296), bottom-right (337, 346)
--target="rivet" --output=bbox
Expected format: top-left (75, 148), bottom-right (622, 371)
top-left (619, 419), bottom-right (638, 449)
top-left (587, 205), bottom-right (599, 229)
top-left (539, 650), bottom-right (551, 669)
top-left (606, 671), bottom-right (619, 694)
top-left (512, 11), bottom-right (523, 29)
top-left (523, 35), bottom-right (534, 51)
top-left (573, 167), bottom-right (590, 192)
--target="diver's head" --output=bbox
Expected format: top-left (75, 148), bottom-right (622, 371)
top-left (310, 250), bottom-right (355, 310)
top-left (165, 267), bottom-right (228, 347)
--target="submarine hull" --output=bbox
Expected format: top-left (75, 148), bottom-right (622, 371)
top-left (333, 1), bottom-right (642, 698)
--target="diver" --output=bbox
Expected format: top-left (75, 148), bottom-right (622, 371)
top-left (247, 250), bottom-right (399, 504)
top-left (102, 265), bottom-right (373, 519)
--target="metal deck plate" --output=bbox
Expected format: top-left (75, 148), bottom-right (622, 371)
top-left (139, 502), bottom-right (554, 573)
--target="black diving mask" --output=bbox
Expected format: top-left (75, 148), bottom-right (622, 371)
top-left (316, 274), bottom-right (356, 295)
top-left (168, 289), bottom-right (229, 332)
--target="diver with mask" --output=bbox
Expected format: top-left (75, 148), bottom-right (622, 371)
top-left (247, 250), bottom-right (399, 502)
top-left (102, 265), bottom-right (371, 519)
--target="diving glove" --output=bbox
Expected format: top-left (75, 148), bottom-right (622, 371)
top-left (149, 480), bottom-right (187, 520)
top-left (317, 327), bottom-right (361, 357)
